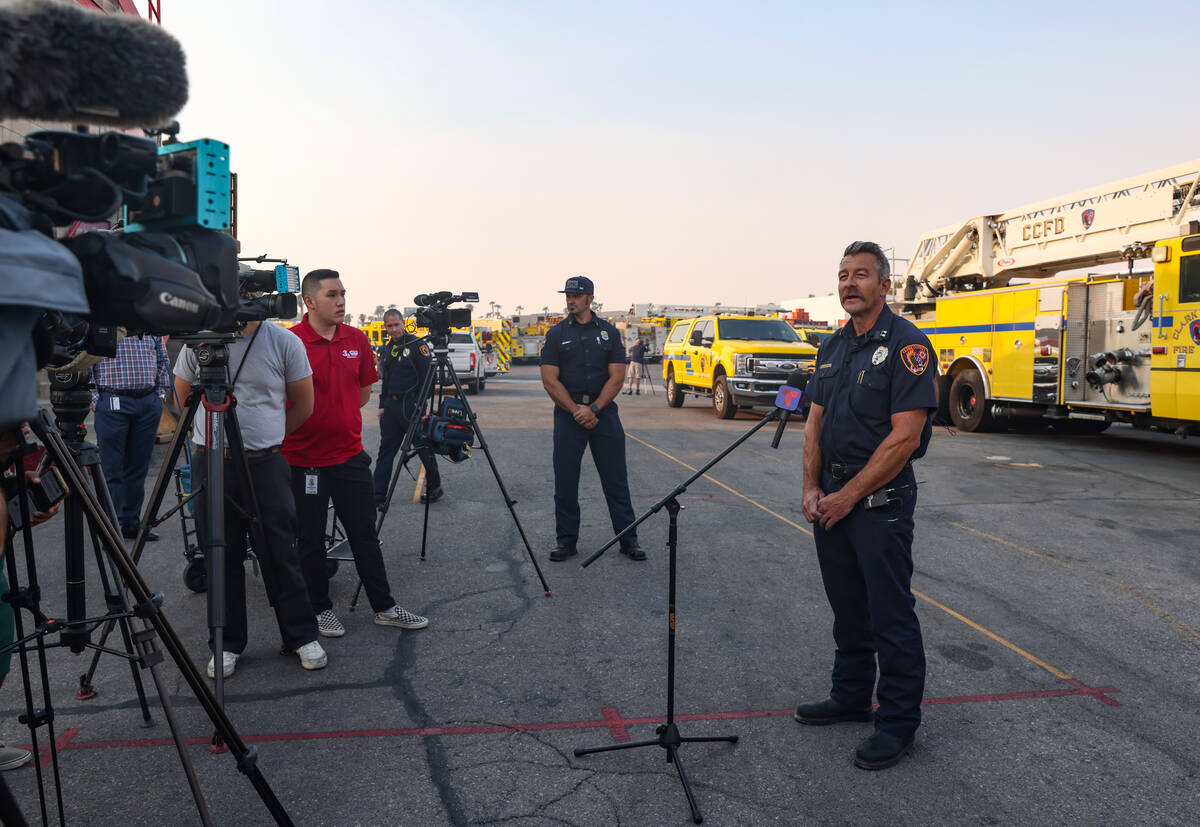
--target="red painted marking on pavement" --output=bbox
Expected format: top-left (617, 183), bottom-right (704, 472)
top-left (37, 728), bottom-right (81, 767)
top-left (602, 706), bottom-right (630, 742)
top-left (1063, 678), bottom-right (1122, 707)
top-left (43, 684), bottom-right (1122, 754)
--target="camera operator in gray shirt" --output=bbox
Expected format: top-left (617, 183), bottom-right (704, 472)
top-left (173, 320), bottom-right (326, 679)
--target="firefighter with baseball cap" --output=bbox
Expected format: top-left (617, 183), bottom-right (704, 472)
top-left (539, 276), bottom-right (644, 562)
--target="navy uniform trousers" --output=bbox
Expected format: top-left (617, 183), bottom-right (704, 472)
top-left (813, 464), bottom-right (925, 738)
top-left (374, 396), bottom-right (440, 499)
top-left (552, 404), bottom-right (637, 547)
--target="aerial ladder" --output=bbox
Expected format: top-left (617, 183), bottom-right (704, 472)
top-left (901, 160), bottom-right (1200, 301)
top-left (892, 160), bottom-right (1200, 436)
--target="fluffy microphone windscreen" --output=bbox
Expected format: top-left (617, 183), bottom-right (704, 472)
top-left (0, 0), bottom-right (188, 127)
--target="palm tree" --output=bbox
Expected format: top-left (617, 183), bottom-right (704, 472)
top-left (488, 301), bottom-right (498, 318)
top-left (373, 304), bottom-right (385, 319)
top-left (514, 305), bottom-right (524, 318)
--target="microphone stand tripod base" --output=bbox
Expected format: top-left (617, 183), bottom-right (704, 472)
top-left (573, 721), bottom-right (737, 824)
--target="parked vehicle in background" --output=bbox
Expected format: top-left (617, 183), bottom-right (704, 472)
top-left (446, 330), bottom-right (486, 394)
top-left (661, 314), bottom-right (818, 418)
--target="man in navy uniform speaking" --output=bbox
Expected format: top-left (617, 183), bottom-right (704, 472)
top-left (539, 276), bottom-right (644, 563)
top-left (795, 241), bottom-right (937, 770)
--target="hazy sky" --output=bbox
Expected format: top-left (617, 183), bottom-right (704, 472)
top-left (165, 0), bottom-right (1200, 319)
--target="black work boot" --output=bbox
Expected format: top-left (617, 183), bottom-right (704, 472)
top-left (854, 730), bottom-right (914, 770)
top-left (550, 544), bottom-right (577, 562)
top-left (793, 697), bottom-right (873, 725)
top-left (619, 541), bottom-right (646, 561)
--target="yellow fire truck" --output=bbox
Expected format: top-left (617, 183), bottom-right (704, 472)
top-left (896, 160), bottom-right (1200, 436)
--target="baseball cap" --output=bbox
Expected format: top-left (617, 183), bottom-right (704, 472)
top-left (558, 276), bottom-right (594, 294)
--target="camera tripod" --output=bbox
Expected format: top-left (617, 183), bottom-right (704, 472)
top-left (370, 328), bottom-right (551, 598)
top-left (3, 387), bottom-right (292, 824)
top-left (573, 407), bottom-right (787, 824)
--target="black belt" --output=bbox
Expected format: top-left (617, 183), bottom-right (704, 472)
top-left (99, 386), bottom-right (156, 399)
top-left (826, 462), bottom-right (863, 481)
top-left (568, 392), bottom-right (598, 404)
top-left (197, 444), bottom-right (281, 460)
top-left (826, 460), bottom-right (911, 481)
top-left (382, 393), bottom-right (415, 400)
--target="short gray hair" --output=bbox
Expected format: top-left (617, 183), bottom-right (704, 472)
top-left (841, 241), bottom-right (890, 281)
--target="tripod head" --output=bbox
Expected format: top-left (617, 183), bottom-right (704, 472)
top-left (47, 369), bottom-right (93, 445)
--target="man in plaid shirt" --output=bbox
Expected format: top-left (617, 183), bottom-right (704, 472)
top-left (91, 334), bottom-right (170, 540)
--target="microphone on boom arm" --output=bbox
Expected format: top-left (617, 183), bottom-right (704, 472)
top-left (0, 0), bottom-right (188, 127)
top-left (771, 369), bottom-right (808, 449)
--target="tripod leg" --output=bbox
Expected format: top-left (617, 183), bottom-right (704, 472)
top-left (34, 412), bottom-right (294, 824)
top-left (667, 744), bottom-right (704, 824)
top-left (77, 461), bottom-right (154, 723)
top-left (130, 390), bottom-right (203, 564)
top-left (573, 737), bottom-right (661, 756)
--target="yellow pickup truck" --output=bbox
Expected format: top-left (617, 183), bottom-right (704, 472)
top-left (661, 314), bottom-right (819, 418)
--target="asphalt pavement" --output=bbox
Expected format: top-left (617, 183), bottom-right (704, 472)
top-left (3, 364), bottom-right (1198, 825)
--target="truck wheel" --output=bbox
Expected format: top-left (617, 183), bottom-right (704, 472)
top-left (465, 379), bottom-right (478, 395)
top-left (712, 374), bottom-right (737, 419)
top-left (183, 558), bottom-right (207, 593)
top-left (478, 376), bottom-right (486, 392)
top-left (949, 369), bottom-right (993, 432)
top-left (666, 369), bottom-right (684, 408)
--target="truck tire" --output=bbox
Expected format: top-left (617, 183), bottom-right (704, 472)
top-left (478, 376), bottom-right (486, 392)
top-left (666, 369), bottom-right (684, 408)
top-left (465, 379), bottom-right (478, 395)
top-left (712, 373), bottom-right (737, 419)
top-left (949, 369), bottom-right (993, 432)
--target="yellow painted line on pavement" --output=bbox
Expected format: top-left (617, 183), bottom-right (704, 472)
top-left (951, 522), bottom-right (1200, 649)
top-left (626, 432), bottom-right (1081, 680)
top-left (912, 588), bottom-right (1071, 679)
top-left (625, 433), bottom-right (812, 535)
top-left (413, 466), bottom-right (425, 502)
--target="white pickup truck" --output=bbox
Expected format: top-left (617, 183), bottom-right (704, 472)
top-left (445, 331), bottom-right (486, 394)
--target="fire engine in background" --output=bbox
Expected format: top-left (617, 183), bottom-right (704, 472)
top-left (471, 319), bottom-right (510, 375)
top-left (895, 160), bottom-right (1200, 436)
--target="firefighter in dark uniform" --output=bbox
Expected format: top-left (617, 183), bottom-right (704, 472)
top-left (795, 241), bottom-right (936, 771)
top-left (374, 309), bottom-right (443, 506)
top-left (539, 276), bottom-right (644, 562)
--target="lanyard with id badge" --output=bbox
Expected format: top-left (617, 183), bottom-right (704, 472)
top-left (304, 468), bottom-right (319, 495)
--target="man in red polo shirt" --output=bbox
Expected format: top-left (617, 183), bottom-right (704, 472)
top-left (283, 269), bottom-right (429, 637)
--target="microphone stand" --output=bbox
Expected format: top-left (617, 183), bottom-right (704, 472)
top-left (574, 407), bottom-right (786, 824)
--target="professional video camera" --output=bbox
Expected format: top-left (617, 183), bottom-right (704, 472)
top-left (1, 127), bottom-right (298, 429)
top-left (413, 291), bottom-right (479, 339)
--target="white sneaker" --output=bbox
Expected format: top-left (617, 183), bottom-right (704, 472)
top-left (206, 651), bottom-right (239, 679)
top-left (316, 609), bottom-right (345, 638)
top-left (374, 605), bottom-right (429, 629)
top-left (295, 640), bottom-right (328, 670)
top-left (0, 743), bottom-right (32, 771)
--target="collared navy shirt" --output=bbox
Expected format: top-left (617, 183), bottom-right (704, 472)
top-left (806, 305), bottom-right (936, 467)
top-left (378, 333), bottom-right (432, 403)
top-left (540, 312), bottom-right (626, 396)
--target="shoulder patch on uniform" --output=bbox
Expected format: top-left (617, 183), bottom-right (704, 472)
top-left (419, 344), bottom-right (431, 357)
top-left (900, 343), bottom-right (930, 375)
